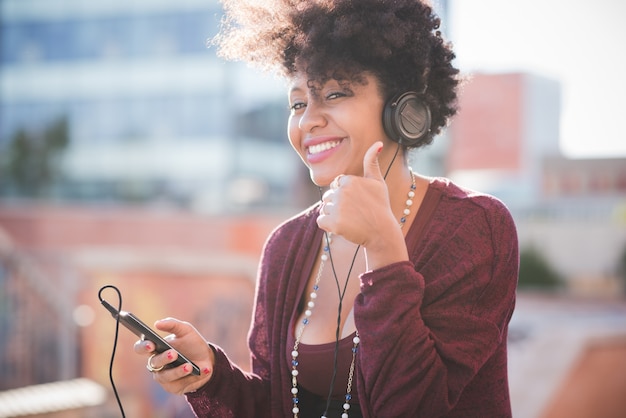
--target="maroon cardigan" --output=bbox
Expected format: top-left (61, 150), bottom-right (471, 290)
top-left (186, 178), bottom-right (519, 417)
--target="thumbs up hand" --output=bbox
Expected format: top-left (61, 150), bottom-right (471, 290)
top-left (317, 141), bottom-right (408, 269)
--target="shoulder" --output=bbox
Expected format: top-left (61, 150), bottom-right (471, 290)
top-left (415, 178), bottom-right (519, 294)
top-left (257, 203), bottom-right (321, 291)
top-left (428, 177), bottom-right (515, 225)
top-left (421, 177), bottom-right (518, 253)
top-left (263, 203), bottom-right (320, 253)
top-left (429, 177), bottom-right (508, 209)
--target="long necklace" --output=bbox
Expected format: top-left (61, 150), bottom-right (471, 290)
top-left (291, 170), bottom-right (416, 418)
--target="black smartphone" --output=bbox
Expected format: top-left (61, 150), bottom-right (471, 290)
top-left (100, 299), bottom-right (201, 376)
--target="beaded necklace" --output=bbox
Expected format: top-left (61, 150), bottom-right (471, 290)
top-left (290, 170), bottom-right (417, 418)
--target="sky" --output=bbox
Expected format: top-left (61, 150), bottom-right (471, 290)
top-left (447, 0), bottom-right (626, 158)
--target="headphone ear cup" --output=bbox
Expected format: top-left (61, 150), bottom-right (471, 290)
top-left (383, 91), bottom-right (432, 146)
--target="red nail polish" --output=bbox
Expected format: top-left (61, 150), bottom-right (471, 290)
top-left (167, 351), bottom-right (173, 360)
top-left (183, 364), bottom-right (189, 373)
top-left (202, 367), bottom-right (211, 375)
top-left (377, 145), bottom-right (383, 153)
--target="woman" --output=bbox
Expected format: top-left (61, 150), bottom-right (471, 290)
top-left (136, 1), bottom-right (519, 417)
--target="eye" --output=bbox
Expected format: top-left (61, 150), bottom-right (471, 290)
top-left (326, 91), bottom-right (346, 100)
top-left (290, 101), bottom-right (306, 113)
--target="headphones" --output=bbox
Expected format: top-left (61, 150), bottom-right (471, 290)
top-left (382, 91), bottom-right (432, 146)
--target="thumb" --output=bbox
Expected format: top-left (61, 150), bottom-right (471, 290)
top-left (363, 141), bottom-right (384, 180)
top-left (155, 317), bottom-right (192, 336)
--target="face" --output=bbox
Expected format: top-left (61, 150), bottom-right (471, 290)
top-left (287, 72), bottom-right (393, 186)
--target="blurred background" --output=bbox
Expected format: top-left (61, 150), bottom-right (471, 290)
top-left (0, 0), bottom-right (624, 417)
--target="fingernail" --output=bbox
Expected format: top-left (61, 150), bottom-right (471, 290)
top-left (183, 364), bottom-right (190, 373)
top-left (167, 351), bottom-right (174, 360)
top-left (377, 145), bottom-right (383, 153)
top-left (202, 367), bottom-right (211, 375)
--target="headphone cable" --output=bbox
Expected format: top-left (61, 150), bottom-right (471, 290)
top-left (98, 285), bottom-right (126, 418)
top-left (319, 142), bottom-right (401, 415)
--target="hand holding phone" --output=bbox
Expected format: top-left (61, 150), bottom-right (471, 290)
top-left (100, 298), bottom-right (201, 376)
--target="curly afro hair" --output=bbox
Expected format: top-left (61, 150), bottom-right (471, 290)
top-left (213, 0), bottom-right (459, 149)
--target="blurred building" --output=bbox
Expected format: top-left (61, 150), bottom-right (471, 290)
top-left (1, 0), bottom-right (299, 212)
top-left (425, 72), bottom-right (626, 295)
top-left (446, 72), bottom-right (562, 209)
top-left (0, 205), bottom-right (282, 416)
top-left (425, 72), bottom-right (625, 215)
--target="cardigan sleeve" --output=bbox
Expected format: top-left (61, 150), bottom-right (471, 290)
top-left (354, 195), bottom-right (518, 417)
top-left (185, 344), bottom-right (269, 417)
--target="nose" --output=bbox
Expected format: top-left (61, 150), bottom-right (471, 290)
top-left (298, 100), bottom-right (327, 133)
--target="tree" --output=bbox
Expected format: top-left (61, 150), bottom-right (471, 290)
top-left (518, 246), bottom-right (563, 290)
top-left (1, 117), bottom-right (69, 198)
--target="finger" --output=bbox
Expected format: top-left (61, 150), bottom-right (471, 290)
top-left (330, 174), bottom-right (345, 190)
top-left (363, 141), bottom-right (384, 180)
top-left (134, 339), bottom-right (156, 355)
top-left (319, 189), bottom-right (335, 217)
top-left (148, 349), bottom-right (179, 371)
top-left (321, 188), bottom-right (334, 204)
top-left (152, 362), bottom-right (194, 384)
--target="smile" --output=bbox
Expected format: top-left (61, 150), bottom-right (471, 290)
top-left (308, 140), bottom-right (342, 155)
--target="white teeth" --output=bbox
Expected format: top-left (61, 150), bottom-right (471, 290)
top-left (308, 140), bottom-right (340, 155)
